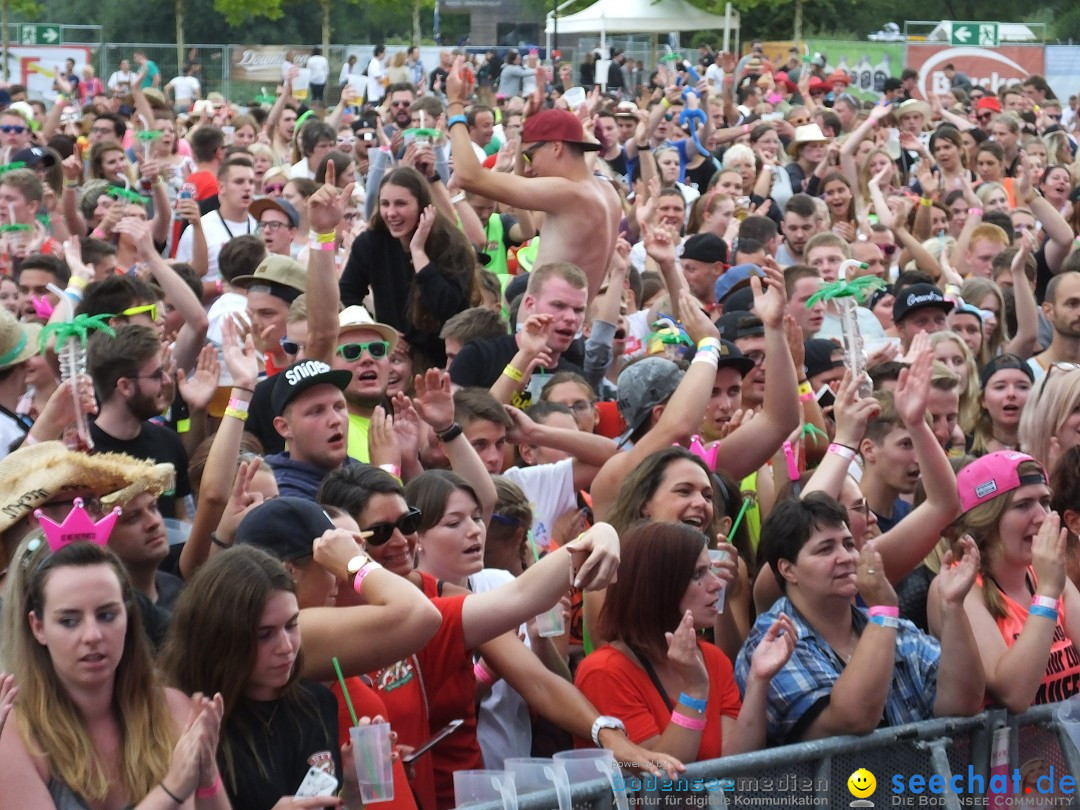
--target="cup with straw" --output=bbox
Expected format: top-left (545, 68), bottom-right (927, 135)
top-left (334, 656), bottom-right (394, 801)
top-left (526, 531), bottom-right (565, 638)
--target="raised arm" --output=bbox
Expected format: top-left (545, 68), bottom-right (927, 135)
top-left (305, 162), bottom-right (349, 364)
top-left (1002, 230), bottom-right (1039, 359)
top-left (927, 536), bottom-right (984, 718)
top-left (504, 404), bottom-right (618, 491)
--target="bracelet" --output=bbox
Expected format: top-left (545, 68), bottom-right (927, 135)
top-left (352, 560), bottom-right (384, 594)
top-left (828, 443), bottom-right (858, 462)
top-left (232, 386), bottom-right (255, 394)
top-left (69, 276), bottom-right (89, 290)
top-left (743, 124), bottom-right (750, 134)
top-left (474, 660), bottom-right (498, 687)
top-left (660, 98), bottom-right (671, 109)
top-left (869, 614), bottom-right (900, 629)
top-left (797, 380), bottom-right (813, 400)
top-left (379, 463), bottom-right (402, 480)
top-left (90, 227), bottom-right (107, 240)
top-left (678, 692), bottom-right (708, 713)
top-left (968, 207), bottom-right (983, 217)
top-left (919, 196), bottom-right (933, 207)
top-left (502, 363), bottom-right (524, 382)
top-left (762, 164), bottom-right (774, 173)
top-left (635, 142), bottom-right (651, 150)
top-left (308, 240), bottom-right (337, 251)
top-left (1029, 604), bottom-right (1058, 621)
top-left (428, 173), bottom-right (441, 185)
top-left (196, 774), bottom-right (223, 800)
top-left (691, 350), bottom-right (719, 369)
top-left (697, 337), bottom-right (722, 353)
top-left (224, 407), bottom-right (249, 422)
top-left (868, 605), bottom-right (900, 619)
top-left (436, 422), bottom-right (463, 443)
top-left (309, 229), bottom-right (336, 243)
top-left (64, 287), bottom-right (83, 302)
top-left (227, 397), bottom-right (250, 414)
top-left (160, 782), bottom-right (185, 805)
top-left (63, 179), bottom-right (79, 189)
top-left (448, 114), bottom-right (468, 128)
top-left (1032, 595), bottom-right (1059, 611)
top-left (450, 191), bottom-right (467, 204)
top-left (209, 531), bottom-right (232, 549)
top-left (670, 710), bottom-right (706, 731)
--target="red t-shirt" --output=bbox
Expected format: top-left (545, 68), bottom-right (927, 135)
top-left (574, 642), bottom-right (742, 762)
top-left (367, 589), bottom-right (471, 810)
top-left (331, 676), bottom-right (417, 810)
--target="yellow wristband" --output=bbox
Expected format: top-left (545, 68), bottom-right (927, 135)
top-left (798, 381), bottom-right (813, 398)
top-left (310, 230), bottom-right (336, 244)
top-left (503, 364), bottom-right (524, 383)
top-left (919, 196), bottom-right (933, 207)
top-left (224, 407), bottom-right (249, 422)
top-left (661, 98), bottom-right (671, 109)
top-left (69, 276), bottom-right (89, 289)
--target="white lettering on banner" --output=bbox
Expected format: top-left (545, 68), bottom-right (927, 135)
top-left (917, 47), bottom-right (1030, 101)
top-left (236, 49), bottom-right (285, 72)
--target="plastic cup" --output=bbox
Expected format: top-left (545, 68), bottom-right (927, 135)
top-left (552, 749), bottom-right (629, 810)
top-left (563, 86), bottom-right (587, 108)
top-left (708, 549), bottom-right (729, 614)
top-left (1058, 697), bottom-right (1080, 755)
top-left (349, 723), bottom-right (394, 803)
top-left (454, 770), bottom-right (518, 809)
top-left (533, 606), bottom-right (565, 638)
top-left (505, 758), bottom-right (556, 795)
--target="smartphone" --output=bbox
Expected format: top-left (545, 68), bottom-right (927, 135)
top-left (815, 385), bottom-right (836, 410)
top-left (401, 719), bottom-right (464, 764)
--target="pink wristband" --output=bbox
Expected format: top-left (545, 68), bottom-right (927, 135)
top-left (670, 710), bottom-right (706, 731)
top-left (828, 443), bottom-right (858, 462)
top-left (308, 240), bottom-right (337, 251)
top-left (1032, 595), bottom-right (1059, 611)
top-left (227, 397), bottom-right (249, 413)
top-left (868, 605), bottom-right (900, 619)
top-left (196, 774), bottom-right (223, 799)
top-left (352, 561), bottom-right (382, 595)
top-left (474, 660), bottom-right (497, 687)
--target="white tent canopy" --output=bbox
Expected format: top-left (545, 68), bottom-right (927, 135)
top-left (545, 0), bottom-right (740, 36)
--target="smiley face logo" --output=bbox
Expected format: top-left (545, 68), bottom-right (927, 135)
top-left (848, 768), bottom-right (876, 798)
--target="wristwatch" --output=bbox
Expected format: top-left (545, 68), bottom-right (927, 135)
top-left (591, 715), bottom-right (627, 746)
top-left (346, 553), bottom-right (372, 576)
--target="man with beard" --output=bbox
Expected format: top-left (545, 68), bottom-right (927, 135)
top-left (87, 324), bottom-right (191, 518)
top-left (265, 358), bottom-right (355, 500)
top-left (383, 83), bottom-right (415, 137)
top-left (1029, 271), bottom-right (1080, 381)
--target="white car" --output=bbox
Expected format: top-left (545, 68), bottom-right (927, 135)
top-left (868, 22), bottom-right (905, 42)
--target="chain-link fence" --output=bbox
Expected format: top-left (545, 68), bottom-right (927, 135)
top-left (100, 44), bottom-right (229, 99)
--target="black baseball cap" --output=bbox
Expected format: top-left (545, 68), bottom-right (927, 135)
top-left (804, 338), bottom-right (844, 380)
top-left (271, 359), bottom-right (353, 416)
top-left (235, 497), bottom-right (335, 561)
top-left (892, 283), bottom-right (953, 324)
top-left (681, 233), bottom-right (728, 264)
top-left (715, 311), bottom-right (764, 341)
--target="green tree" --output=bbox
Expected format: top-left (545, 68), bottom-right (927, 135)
top-left (3, 0), bottom-right (42, 80)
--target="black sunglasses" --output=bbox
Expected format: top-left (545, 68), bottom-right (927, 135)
top-left (361, 506), bottom-right (422, 546)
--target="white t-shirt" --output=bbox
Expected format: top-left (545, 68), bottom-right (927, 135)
top-left (815, 305), bottom-right (886, 341)
top-left (0, 409), bottom-right (26, 460)
top-left (468, 568), bottom-right (532, 768)
top-left (705, 63), bottom-right (725, 94)
top-left (175, 210), bottom-right (256, 281)
top-left (289, 158), bottom-right (315, 180)
top-left (107, 70), bottom-right (136, 93)
top-left (501, 458), bottom-right (577, 552)
top-left (366, 56), bottom-right (386, 103)
top-left (206, 292), bottom-right (249, 345)
top-left (307, 55), bottom-right (329, 84)
top-left (167, 75), bottom-right (200, 103)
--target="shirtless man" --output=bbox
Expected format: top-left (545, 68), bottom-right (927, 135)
top-left (445, 56), bottom-right (620, 299)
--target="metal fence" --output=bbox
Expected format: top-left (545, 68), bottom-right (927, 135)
top-left (466, 702), bottom-right (1080, 809)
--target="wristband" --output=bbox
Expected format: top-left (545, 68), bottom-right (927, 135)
top-left (1032, 595), bottom-right (1060, 611)
top-left (798, 380), bottom-right (813, 401)
top-left (828, 443), bottom-right (858, 462)
top-left (919, 196), bottom-right (933, 207)
top-left (224, 407), bottom-right (249, 422)
top-left (697, 337), bottom-right (722, 353)
top-left (215, 277), bottom-right (224, 295)
top-left (227, 397), bottom-right (250, 414)
top-left (308, 240), bottom-right (337, 251)
top-left (670, 710), bottom-right (706, 731)
top-left (502, 363), bottom-right (524, 382)
top-left (310, 229), bottom-right (336, 243)
top-left (450, 191), bottom-right (467, 204)
top-left (869, 614), bottom-right (900, 629)
top-left (743, 124), bottom-right (750, 134)
top-left (448, 114), bottom-right (468, 128)
top-left (64, 287), bottom-right (84, 302)
top-left (678, 692), bottom-right (708, 713)
top-left (63, 179), bottom-right (79, 189)
top-left (352, 560), bottom-right (384, 594)
top-left (69, 276), bottom-right (89, 290)
top-left (209, 531), bottom-right (232, 549)
top-left (196, 775), bottom-right (223, 800)
top-left (90, 227), bottom-right (107, 240)
top-left (1028, 604), bottom-right (1058, 622)
top-left (968, 207), bottom-right (983, 217)
top-left (691, 350), bottom-right (719, 369)
top-left (379, 463), bottom-right (402, 480)
top-left (474, 660), bottom-right (498, 687)
top-left (868, 605), bottom-right (900, 619)
top-left (160, 783), bottom-right (184, 805)
top-left (436, 422), bottom-right (463, 443)
top-left (661, 98), bottom-right (671, 109)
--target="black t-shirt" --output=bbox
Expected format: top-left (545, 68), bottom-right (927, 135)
top-left (225, 681), bottom-right (341, 810)
top-left (601, 149), bottom-right (630, 188)
top-left (244, 375), bottom-right (283, 456)
top-left (684, 159), bottom-right (717, 193)
top-left (89, 421), bottom-right (190, 518)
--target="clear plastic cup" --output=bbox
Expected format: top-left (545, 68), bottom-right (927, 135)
top-left (533, 606), bottom-right (565, 638)
top-left (563, 86), bottom-right (587, 108)
top-left (349, 722), bottom-right (394, 802)
top-left (708, 549), bottom-right (729, 614)
top-left (552, 749), bottom-right (629, 810)
top-left (504, 757), bottom-right (556, 795)
top-left (453, 770), bottom-right (518, 809)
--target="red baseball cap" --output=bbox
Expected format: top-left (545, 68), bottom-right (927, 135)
top-left (975, 96), bottom-right (1002, 114)
top-left (521, 109), bottom-right (600, 151)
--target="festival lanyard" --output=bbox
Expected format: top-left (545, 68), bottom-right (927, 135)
top-left (216, 211), bottom-right (250, 239)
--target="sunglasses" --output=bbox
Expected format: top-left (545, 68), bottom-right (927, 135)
top-left (361, 506), bottom-right (422, 546)
top-left (264, 183), bottom-right (285, 194)
top-left (1036, 362), bottom-right (1080, 404)
top-left (521, 141), bottom-right (547, 164)
top-left (663, 112), bottom-right (675, 121)
top-left (0, 124), bottom-right (26, 134)
top-left (121, 303), bottom-right (159, 322)
top-left (336, 340), bottom-right (389, 361)
top-left (976, 112), bottom-right (994, 121)
top-left (338, 136), bottom-right (356, 145)
top-left (390, 101), bottom-right (411, 108)
top-left (881, 243), bottom-right (897, 257)
top-left (279, 336), bottom-right (305, 356)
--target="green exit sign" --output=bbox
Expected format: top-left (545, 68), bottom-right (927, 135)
top-left (950, 22), bottom-right (998, 47)
top-left (18, 24), bottom-right (61, 45)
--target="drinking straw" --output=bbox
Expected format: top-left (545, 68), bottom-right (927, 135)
top-left (728, 496), bottom-right (752, 541)
top-left (332, 656), bottom-right (359, 727)
top-left (526, 529), bottom-right (541, 565)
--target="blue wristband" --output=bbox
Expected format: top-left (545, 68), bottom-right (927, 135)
top-left (869, 614), bottom-right (899, 629)
top-left (1029, 604), bottom-right (1058, 622)
top-left (448, 114), bottom-right (467, 128)
top-left (678, 692), bottom-right (708, 713)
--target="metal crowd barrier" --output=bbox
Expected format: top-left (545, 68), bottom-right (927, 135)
top-left (466, 702), bottom-right (1080, 809)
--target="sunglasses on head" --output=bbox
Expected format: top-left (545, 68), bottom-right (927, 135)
top-left (362, 506), bottom-right (422, 546)
top-left (121, 303), bottom-right (159, 322)
top-left (336, 340), bottom-right (389, 361)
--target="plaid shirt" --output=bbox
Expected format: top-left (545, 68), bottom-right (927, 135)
top-left (735, 597), bottom-right (940, 745)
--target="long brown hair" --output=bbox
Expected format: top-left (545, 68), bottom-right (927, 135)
top-left (371, 167), bottom-right (479, 333)
top-left (13, 540), bottom-right (175, 803)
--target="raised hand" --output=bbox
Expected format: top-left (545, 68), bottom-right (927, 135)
top-left (936, 536), bottom-right (980, 606)
top-left (893, 344), bottom-right (932, 428)
top-left (411, 368), bottom-right (455, 433)
top-left (750, 259), bottom-right (787, 328)
top-left (0, 672), bottom-right (17, 736)
top-left (564, 522), bottom-right (620, 590)
top-left (832, 370), bottom-right (881, 448)
top-left (176, 343), bottom-right (221, 412)
top-left (1033, 511), bottom-right (1068, 599)
top-left (856, 541), bottom-right (897, 608)
top-left (222, 316), bottom-right (258, 391)
top-left (665, 610), bottom-right (709, 692)
top-left (748, 613), bottom-right (797, 679)
top-left (215, 458), bottom-right (267, 544)
top-left (409, 205), bottom-right (436, 255)
top-left (308, 159), bottom-right (355, 233)
top-left (367, 404), bottom-right (401, 468)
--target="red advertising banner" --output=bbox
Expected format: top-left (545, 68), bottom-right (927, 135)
top-left (906, 44), bottom-right (1045, 101)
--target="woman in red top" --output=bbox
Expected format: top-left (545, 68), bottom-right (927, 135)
top-left (576, 521), bottom-right (795, 763)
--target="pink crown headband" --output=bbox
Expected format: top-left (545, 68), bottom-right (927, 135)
top-left (34, 498), bottom-right (122, 552)
top-left (685, 435), bottom-right (719, 471)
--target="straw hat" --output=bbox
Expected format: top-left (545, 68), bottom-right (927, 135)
top-left (786, 123), bottom-right (829, 157)
top-left (0, 442), bottom-right (175, 534)
top-left (0, 308), bottom-right (40, 371)
top-left (896, 98), bottom-right (932, 123)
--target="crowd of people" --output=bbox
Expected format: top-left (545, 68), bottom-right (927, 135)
top-left (0, 35), bottom-right (1077, 809)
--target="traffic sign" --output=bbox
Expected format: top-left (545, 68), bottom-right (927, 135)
top-left (950, 22), bottom-right (998, 47)
top-left (18, 24), bottom-right (61, 45)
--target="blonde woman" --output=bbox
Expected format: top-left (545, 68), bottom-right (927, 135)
top-left (1019, 364), bottom-right (1080, 472)
top-left (930, 331), bottom-right (981, 435)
